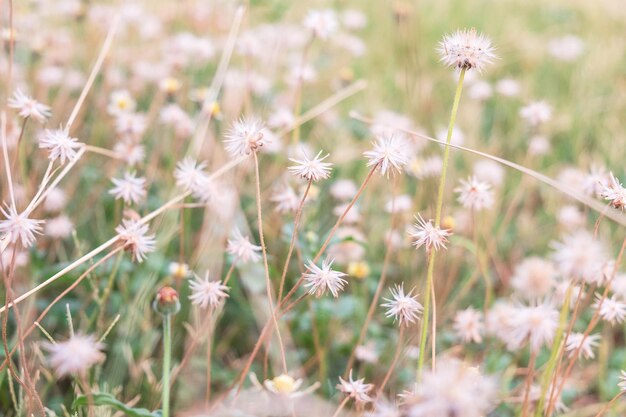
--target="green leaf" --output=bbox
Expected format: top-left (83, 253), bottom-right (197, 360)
top-left (72, 392), bottom-right (160, 417)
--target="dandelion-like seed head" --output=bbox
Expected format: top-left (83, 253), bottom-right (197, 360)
top-left (115, 218), bottom-right (156, 263)
top-left (226, 228), bottom-right (262, 264)
top-left (337, 370), bottom-right (374, 404)
top-left (408, 213), bottom-right (452, 252)
top-left (303, 257), bottom-right (348, 298)
top-left (43, 333), bottom-right (105, 377)
top-left (454, 176), bottom-right (495, 211)
top-left (288, 150), bottom-right (333, 182)
top-left (438, 28), bottom-right (496, 72)
top-left (363, 133), bottom-right (410, 177)
top-left (382, 283), bottom-right (423, 326)
top-left (0, 204), bottom-right (44, 248)
top-left (188, 271), bottom-right (229, 310)
top-left (39, 127), bottom-right (83, 165)
top-left (109, 171), bottom-right (147, 205)
top-left (600, 172), bottom-right (626, 211)
top-left (8, 89), bottom-right (51, 122)
top-left (223, 117), bottom-right (266, 157)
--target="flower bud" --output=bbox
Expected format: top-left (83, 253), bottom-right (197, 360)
top-left (153, 286), bottom-right (181, 316)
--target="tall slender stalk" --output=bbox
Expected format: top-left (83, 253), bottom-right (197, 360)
top-left (417, 67), bottom-right (466, 380)
top-left (162, 314), bottom-right (172, 417)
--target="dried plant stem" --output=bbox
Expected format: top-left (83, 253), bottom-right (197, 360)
top-left (290, 39), bottom-right (312, 146)
top-left (281, 163), bottom-right (380, 305)
top-left (331, 397), bottom-right (350, 417)
top-left (521, 349), bottom-right (537, 417)
top-left (344, 177), bottom-right (399, 378)
top-left (205, 311), bottom-right (213, 406)
top-left (253, 152), bottom-right (288, 373)
top-left (225, 165), bottom-right (379, 404)
top-left (546, 236), bottom-right (626, 415)
top-left (593, 392), bottom-right (625, 417)
top-left (277, 180), bottom-right (313, 302)
top-left (1, 112), bottom-right (16, 208)
top-left (66, 15), bottom-right (119, 130)
top-left (377, 326), bottom-right (405, 397)
top-left (417, 67), bottom-right (466, 380)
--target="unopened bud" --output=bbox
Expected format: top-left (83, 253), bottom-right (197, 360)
top-left (153, 286), bottom-right (180, 316)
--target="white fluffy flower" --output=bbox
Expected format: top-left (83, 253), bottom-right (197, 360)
top-left (507, 303), bottom-right (559, 352)
top-left (381, 284), bottom-right (423, 326)
top-left (226, 228), bottom-right (262, 264)
top-left (364, 134), bottom-right (410, 177)
top-left (303, 258), bottom-right (348, 298)
top-left (404, 357), bottom-right (498, 417)
top-left (39, 128), bottom-right (83, 164)
top-left (107, 89), bottom-right (136, 115)
top-left (270, 184), bottom-right (300, 214)
top-left (115, 219), bottom-right (156, 263)
top-left (551, 231), bottom-right (608, 284)
top-left (8, 89), bottom-right (51, 122)
top-left (454, 176), bottom-right (494, 211)
top-left (565, 332), bottom-right (600, 359)
top-left (548, 35), bottom-right (585, 62)
top-left (303, 9), bottom-right (339, 40)
top-left (174, 157), bottom-right (208, 194)
top-left (288, 150), bottom-right (333, 182)
top-left (453, 307), bottom-right (484, 343)
top-left (600, 172), bottom-right (626, 211)
top-left (337, 370), bottom-right (374, 404)
top-left (437, 28), bottom-right (496, 72)
top-left (408, 214), bottom-right (451, 252)
top-left (593, 294), bottom-right (626, 325)
top-left (109, 172), bottom-right (147, 204)
top-left (520, 101), bottom-right (553, 127)
top-left (0, 205), bottom-right (44, 248)
top-left (511, 257), bottom-right (557, 301)
top-left (223, 117), bottom-right (266, 157)
top-left (43, 333), bottom-right (105, 377)
top-left (45, 215), bottom-right (74, 239)
top-left (188, 271), bottom-right (229, 310)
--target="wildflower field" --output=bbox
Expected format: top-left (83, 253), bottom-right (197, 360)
top-left (1, 0), bottom-right (626, 416)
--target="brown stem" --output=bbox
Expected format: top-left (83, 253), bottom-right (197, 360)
top-left (278, 180), bottom-right (312, 302)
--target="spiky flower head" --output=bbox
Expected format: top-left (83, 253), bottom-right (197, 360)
top-left (223, 117), bottom-right (266, 157)
top-left (363, 133), bottom-right (410, 177)
top-left (226, 228), bottom-right (262, 264)
top-left (39, 128), bottom-right (83, 165)
top-left (188, 271), bottom-right (229, 310)
top-left (381, 284), bottom-right (423, 327)
top-left (0, 204), bottom-right (44, 248)
top-left (600, 172), bottom-right (626, 211)
top-left (115, 218), bottom-right (156, 263)
top-left (288, 150), bottom-right (333, 182)
top-left (8, 89), bottom-right (51, 122)
top-left (303, 257), bottom-right (348, 298)
top-left (454, 176), bottom-right (495, 211)
top-left (437, 28), bottom-right (496, 72)
top-left (408, 213), bottom-right (452, 252)
top-left (337, 370), bottom-right (374, 404)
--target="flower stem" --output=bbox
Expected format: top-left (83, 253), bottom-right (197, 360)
top-left (417, 67), bottom-right (466, 381)
top-left (534, 285), bottom-right (572, 417)
top-left (162, 314), bottom-right (172, 417)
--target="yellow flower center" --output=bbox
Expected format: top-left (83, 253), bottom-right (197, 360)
top-left (348, 261), bottom-right (370, 279)
top-left (271, 374), bottom-right (297, 393)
